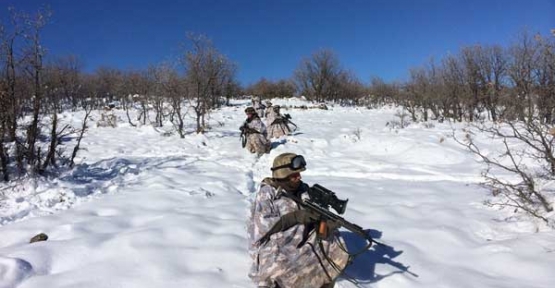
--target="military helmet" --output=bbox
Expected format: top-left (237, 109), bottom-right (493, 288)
top-left (245, 107), bottom-right (256, 114)
top-left (265, 101), bottom-right (272, 107)
top-left (271, 153), bottom-right (306, 179)
top-left (273, 105), bottom-right (281, 111)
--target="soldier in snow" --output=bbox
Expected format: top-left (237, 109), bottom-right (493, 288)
top-left (252, 96), bottom-right (266, 118)
top-left (266, 105), bottom-right (293, 139)
top-left (265, 102), bottom-right (276, 127)
top-left (247, 153), bottom-right (350, 288)
top-left (240, 107), bottom-right (272, 156)
top-left (264, 101), bottom-right (274, 123)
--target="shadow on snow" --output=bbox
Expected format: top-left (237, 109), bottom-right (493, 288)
top-left (339, 229), bottom-right (419, 285)
top-left (59, 156), bottom-right (199, 196)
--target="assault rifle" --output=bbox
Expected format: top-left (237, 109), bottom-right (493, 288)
top-left (303, 184), bottom-right (381, 246)
top-left (257, 184), bottom-right (383, 250)
top-left (239, 122), bottom-right (248, 148)
top-left (270, 113), bottom-right (298, 131)
top-left (239, 122), bottom-right (260, 148)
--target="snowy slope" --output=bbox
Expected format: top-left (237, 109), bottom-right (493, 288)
top-left (0, 99), bottom-right (553, 288)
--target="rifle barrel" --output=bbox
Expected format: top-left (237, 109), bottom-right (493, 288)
top-left (281, 188), bottom-right (384, 247)
top-left (305, 201), bottom-right (372, 241)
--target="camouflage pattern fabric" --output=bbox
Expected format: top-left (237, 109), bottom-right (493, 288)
top-left (253, 100), bottom-right (266, 118)
top-left (245, 117), bottom-right (271, 154)
top-left (267, 117), bottom-right (292, 139)
top-left (265, 108), bottom-right (276, 127)
top-left (247, 179), bottom-right (350, 288)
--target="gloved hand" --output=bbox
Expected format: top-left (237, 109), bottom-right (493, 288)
top-left (256, 210), bottom-right (318, 246)
top-left (282, 210), bottom-right (319, 227)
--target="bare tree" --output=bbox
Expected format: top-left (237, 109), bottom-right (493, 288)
top-left (507, 31), bottom-right (539, 122)
top-left (0, 22), bottom-right (9, 181)
top-left (39, 61), bottom-right (81, 173)
top-left (404, 67), bottom-right (428, 121)
top-left (245, 77), bottom-right (272, 98)
top-left (333, 70), bottom-right (364, 106)
top-left (124, 69), bottom-right (150, 125)
top-left (0, 125), bottom-right (7, 181)
top-left (69, 101), bottom-right (93, 168)
top-left (211, 60), bottom-right (237, 109)
top-left (148, 64), bottom-right (168, 127)
top-left (165, 68), bottom-right (188, 138)
top-left (476, 45), bottom-right (508, 122)
top-left (40, 64), bottom-right (62, 172)
top-left (1, 8), bottom-right (23, 143)
top-left (120, 71), bottom-right (139, 127)
top-left (1, 7), bottom-right (32, 178)
top-left (182, 33), bottom-right (234, 133)
top-left (461, 46), bottom-right (486, 122)
top-left (274, 79), bottom-right (296, 98)
top-left (95, 67), bottom-right (123, 106)
top-left (294, 49), bottom-right (342, 102)
top-left (21, 8), bottom-right (51, 171)
top-left (533, 34), bottom-right (555, 124)
top-left (368, 76), bottom-right (396, 107)
top-left (440, 54), bottom-right (467, 121)
top-left (454, 121), bottom-right (554, 223)
top-left (245, 78), bottom-right (295, 99)
top-left (223, 78), bottom-right (242, 106)
top-left (55, 55), bottom-right (83, 110)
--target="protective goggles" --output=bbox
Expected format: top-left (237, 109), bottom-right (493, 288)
top-left (271, 155), bottom-right (306, 171)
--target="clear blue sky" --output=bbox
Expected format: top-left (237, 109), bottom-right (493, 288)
top-left (2, 0), bottom-right (553, 85)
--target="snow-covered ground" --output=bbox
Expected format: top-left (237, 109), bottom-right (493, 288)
top-left (1, 98), bottom-right (554, 288)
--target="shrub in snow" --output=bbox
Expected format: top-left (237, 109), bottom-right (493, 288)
top-left (454, 121), bottom-right (555, 225)
top-left (386, 120), bottom-right (408, 130)
top-left (353, 127), bottom-right (362, 141)
top-left (388, 109), bottom-right (410, 129)
top-left (421, 122), bottom-right (435, 129)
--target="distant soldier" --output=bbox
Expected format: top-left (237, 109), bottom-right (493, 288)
top-left (97, 104), bottom-right (118, 128)
top-left (247, 153), bottom-right (350, 288)
top-left (240, 107), bottom-right (272, 156)
top-left (267, 105), bottom-right (294, 139)
top-left (264, 101), bottom-right (274, 122)
top-left (265, 102), bottom-right (276, 127)
top-left (252, 97), bottom-right (266, 118)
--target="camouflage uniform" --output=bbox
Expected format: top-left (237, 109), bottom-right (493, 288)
top-left (243, 116), bottom-right (271, 155)
top-left (247, 178), bottom-right (350, 288)
top-left (252, 97), bottom-right (266, 118)
top-left (267, 107), bottom-right (292, 139)
top-left (265, 108), bottom-right (276, 128)
top-left (265, 102), bottom-right (275, 125)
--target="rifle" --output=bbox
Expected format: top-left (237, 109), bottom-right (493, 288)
top-left (239, 122), bottom-right (248, 148)
top-left (239, 122), bottom-right (260, 148)
top-left (283, 114), bottom-right (298, 131)
top-left (256, 184), bottom-right (383, 252)
top-left (302, 184), bottom-right (382, 246)
top-left (270, 114), bottom-right (298, 132)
